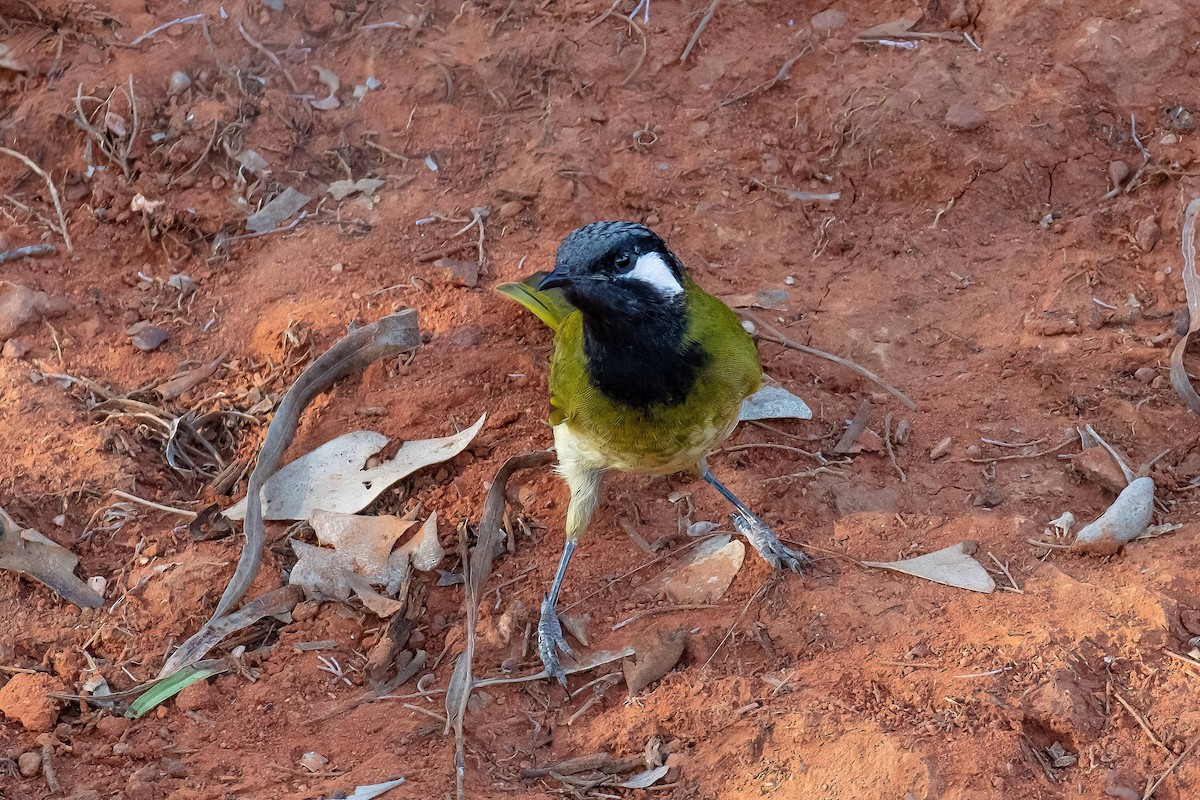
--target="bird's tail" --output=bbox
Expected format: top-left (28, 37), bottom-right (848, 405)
top-left (495, 272), bottom-right (575, 332)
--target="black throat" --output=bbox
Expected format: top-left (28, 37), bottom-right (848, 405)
top-left (579, 296), bottom-right (709, 408)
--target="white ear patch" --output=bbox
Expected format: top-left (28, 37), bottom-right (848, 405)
top-left (623, 251), bottom-right (683, 297)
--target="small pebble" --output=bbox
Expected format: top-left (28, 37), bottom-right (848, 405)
top-left (330, 262), bottom-right (344, 274)
top-left (18, 750), bottom-right (41, 777)
top-left (929, 436), bottom-right (953, 460)
top-left (168, 70), bottom-right (191, 95)
top-left (945, 102), bottom-right (986, 131)
top-left (1134, 366), bottom-right (1156, 383)
top-left (130, 325), bottom-right (168, 352)
top-left (497, 200), bottom-right (525, 220)
top-left (1135, 216), bottom-right (1160, 252)
top-left (892, 419), bottom-right (910, 445)
top-left (965, 444), bottom-right (982, 458)
top-left (784, 275), bottom-right (795, 285)
top-left (1108, 160), bottom-right (1130, 188)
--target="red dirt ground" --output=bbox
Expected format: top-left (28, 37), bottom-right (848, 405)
top-left (2, 1), bottom-right (1200, 798)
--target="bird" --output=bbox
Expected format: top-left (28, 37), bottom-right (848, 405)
top-left (497, 221), bottom-right (809, 685)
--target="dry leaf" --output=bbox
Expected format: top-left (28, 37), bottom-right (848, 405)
top-left (289, 510), bottom-right (412, 600)
top-left (738, 385), bottom-right (812, 422)
top-left (1170, 199), bottom-right (1200, 412)
top-left (328, 178), bottom-right (386, 201)
top-left (1072, 477), bottom-right (1155, 555)
top-left (720, 289), bottom-right (789, 310)
top-left (863, 542), bottom-right (996, 593)
top-left (225, 416), bottom-right (484, 520)
top-left (0, 507), bottom-right (102, 608)
top-left (245, 187), bottom-right (310, 233)
top-left (311, 66), bottom-right (341, 110)
top-left (617, 766), bottom-right (671, 789)
top-left (658, 535), bottom-right (745, 604)
top-left (624, 629), bottom-right (688, 695)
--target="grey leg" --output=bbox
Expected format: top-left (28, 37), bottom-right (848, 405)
top-left (702, 470), bottom-right (810, 572)
top-left (537, 538), bottom-right (577, 687)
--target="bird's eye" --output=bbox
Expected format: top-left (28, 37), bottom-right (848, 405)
top-left (613, 253), bottom-right (633, 272)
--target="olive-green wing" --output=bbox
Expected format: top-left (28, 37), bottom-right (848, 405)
top-left (495, 272), bottom-right (576, 332)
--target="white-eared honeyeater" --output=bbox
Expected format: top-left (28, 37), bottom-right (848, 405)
top-left (498, 221), bottom-right (809, 684)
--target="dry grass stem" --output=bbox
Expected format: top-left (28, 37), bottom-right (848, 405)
top-left (0, 147), bottom-right (72, 252)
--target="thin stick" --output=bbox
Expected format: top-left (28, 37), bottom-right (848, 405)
top-left (749, 315), bottom-right (917, 409)
top-left (884, 413), bottom-right (907, 482)
top-left (110, 490), bottom-right (198, 519)
top-left (967, 439), bottom-right (1074, 463)
top-left (1143, 737), bottom-right (1200, 800)
top-left (980, 437), bottom-right (1046, 448)
top-left (0, 244), bottom-right (55, 263)
top-left (719, 47), bottom-right (813, 108)
top-left (237, 23), bottom-right (301, 93)
top-left (680, 0), bottom-right (721, 63)
top-left (878, 660), bottom-right (941, 669)
top-left (1113, 691), bottom-right (1172, 754)
top-left (711, 442), bottom-right (823, 461)
top-left (0, 147), bottom-right (73, 253)
top-left (611, 604), bottom-right (717, 631)
top-left (702, 581), bottom-right (768, 671)
top-left (1084, 424), bottom-right (1135, 485)
top-left (986, 551), bottom-right (1023, 593)
top-left (127, 13), bottom-right (204, 46)
top-left (833, 398), bottom-right (870, 454)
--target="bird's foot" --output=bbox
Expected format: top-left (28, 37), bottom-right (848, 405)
top-left (537, 595), bottom-right (575, 687)
top-left (733, 512), bottom-right (811, 573)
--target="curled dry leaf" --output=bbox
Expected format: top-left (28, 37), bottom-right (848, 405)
top-left (0, 506), bottom-right (102, 608)
top-left (224, 416), bottom-right (484, 521)
top-left (1072, 477), bottom-right (1155, 556)
top-left (863, 542), bottom-right (996, 593)
top-left (289, 509), bottom-right (444, 614)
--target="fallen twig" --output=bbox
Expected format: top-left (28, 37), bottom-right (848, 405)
top-left (110, 489), bottom-right (198, 519)
top-left (611, 604), bottom-right (716, 630)
top-left (0, 147), bottom-right (72, 253)
top-left (967, 439), bottom-right (1074, 463)
top-left (749, 314), bottom-right (917, 409)
top-left (0, 244), bottom-right (55, 263)
top-left (237, 23), bottom-right (301, 93)
top-left (127, 13), bottom-right (204, 47)
top-left (1114, 691), bottom-right (1172, 755)
top-left (986, 551), bottom-right (1023, 594)
top-left (833, 398), bottom-right (871, 454)
top-left (720, 47), bottom-right (812, 108)
top-left (884, 413), bottom-right (907, 482)
top-left (1143, 737), bottom-right (1200, 800)
top-left (680, 0), bottom-right (721, 63)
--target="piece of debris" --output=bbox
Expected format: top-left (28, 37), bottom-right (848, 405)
top-left (130, 325), bottom-right (168, 352)
top-left (945, 101), bottom-right (986, 131)
top-left (929, 436), bottom-right (953, 460)
top-left (863, 541), bottom-right (996, 593)
top-left (1046, 512), bottom-right (1076, 538)
top-left (0, 282), bottom-right (71, 340)
top-left (155, 354), bottom-right (224, 400)
top-left (624, 629), bottom-right (688, 695)
top-left (433, 257), bottom-right (480, 288)
top-left (1072, 477), bottom-right (1155, 555)
top-left (289, 509), bottom-right (443, 608)
top-left (168, 70), bottom-right (191, 95)
top-left (224, 415), bottom-right (484, 520)
top-left (617, 765), bottom-right (671, 789)
top-left (1136, 216), bottom-right (1160, 252)
top-left (0, 507), bottom-right (103, 608)
top-left (311, 66), bottom-right (341, 110)
top-left (658, 535), bottom-right (744, 604)
top-left (300, 751), bottom-right (330, 773)
top-left (3, 337), bottom-right (30, 359)
top-left (327, 178), bottom-right (386, 202)
top-left (235, 150), bottom-right (270, 175)
top-left (738, 385), bottom-right (813, 422)
top-left (245, 187), bottom-right (311, 234)
top-left (720, 289), bottom-right (789, 310)
top-left (1072, 447), bottom-right (1129, 494)
top-left (17, 750), bottom-right (41, 777)
top-left (322, 778), bottom-right (406, 800)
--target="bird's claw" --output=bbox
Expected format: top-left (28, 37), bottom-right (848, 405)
top-left (537, 596), bottom-right (574, 687)
top-left (733, 512), bottom-right (811, 573)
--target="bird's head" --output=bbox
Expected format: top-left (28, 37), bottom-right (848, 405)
top-left (538, 222), bottom-right (686, 318)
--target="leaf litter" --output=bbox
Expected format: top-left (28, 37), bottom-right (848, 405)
top-left (0, 506), bottom-right (102, 608)
top-left (863, 542), bottom-right (996, 593)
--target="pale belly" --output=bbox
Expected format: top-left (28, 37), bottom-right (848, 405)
top-left (553, 412), bottom-right (739, 476)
